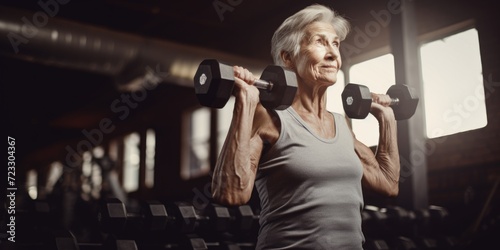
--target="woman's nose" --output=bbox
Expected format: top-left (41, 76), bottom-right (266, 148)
top-left (325, 53), bottom-right (336, 61)
top-left (325, 48), bottom-right (338, 61)
top-left (325, 44), bottom-right (339, 61)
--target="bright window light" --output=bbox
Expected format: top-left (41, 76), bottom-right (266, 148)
top-left (145, 129), bottom-right (156, 188)
top-left (181, 108), bottom-right (211, 179)
top-left (123, 132), bottom-right (140, 192)
top-left (326, 70), bottom-right (345, 115)
top-left (46, 161), bottom-right (63, 194)
top-left (26, 169), bottom-right (38, 200)
top-left (349, 54), bottom-right (396, 147)
top-left (420, 28), bottom-right (486, 138)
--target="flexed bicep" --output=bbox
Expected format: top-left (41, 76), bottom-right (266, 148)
top-left (349, 118), bottom-right (399, 197)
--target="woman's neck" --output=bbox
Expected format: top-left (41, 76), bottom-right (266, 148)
top-left (292, 81), bottom-right (330, 119)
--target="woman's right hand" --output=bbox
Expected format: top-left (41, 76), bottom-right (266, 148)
top-left (233, 66), bottom-right (260, 107)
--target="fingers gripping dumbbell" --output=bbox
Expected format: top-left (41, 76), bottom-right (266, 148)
top-left (341, 83), bottom-right (419, 120)
top-left (194, 59), bottom-right (298, 110)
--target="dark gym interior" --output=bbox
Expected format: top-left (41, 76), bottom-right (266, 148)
top-left (1, 0), bottom-right (499, 249)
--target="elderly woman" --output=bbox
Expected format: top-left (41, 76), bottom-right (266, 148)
top-left (211, 4), bottom-right (400, 249)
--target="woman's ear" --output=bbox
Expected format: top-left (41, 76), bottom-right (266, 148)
top-left (280, 51), bottom-right (294, 68)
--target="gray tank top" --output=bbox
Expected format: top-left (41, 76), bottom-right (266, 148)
top-left (255, 107), bottom-right (364, 249)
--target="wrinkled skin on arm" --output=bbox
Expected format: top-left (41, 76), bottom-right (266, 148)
top-left (353, 93), bottom-right (400, 197)
top-left (211, 66), bottom-right (278, 205)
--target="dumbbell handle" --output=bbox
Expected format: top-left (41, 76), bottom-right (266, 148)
top-left (372, 96), bottom-right (399, 106)
top-left (199, 67), bottom-right (274, 91)
top-left (253, 79), bottom-right (274, 91)
top-left (391, 98), bottom-right (400, 105)
top-left (389, 97), bottom-right (399, 106)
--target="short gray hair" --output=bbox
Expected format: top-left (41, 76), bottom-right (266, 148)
top-left (271, 4), bottom-right (350, 66)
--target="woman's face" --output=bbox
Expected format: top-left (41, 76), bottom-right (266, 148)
top-left (292, 22), bottom-right (342, 88)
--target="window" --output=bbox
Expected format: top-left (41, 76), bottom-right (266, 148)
top-left (420, 28), bottom-right (486, 138)
top-left (181, 107), bottom-right (211, 180)
top-left (145, 129), bottom-right (156, 188)
top-left (26, 169), bottom-right (38, 200)
top-left (119, 130), bottom-right (155, 190)
top-left (349, 54), bottom-right (396, 146)
top-left (46, 161), bottom-right (63, 194)
top-left (123, 132), bottom-right (140, 192)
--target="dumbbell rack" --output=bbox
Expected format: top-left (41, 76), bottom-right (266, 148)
top-left (8, 196), bottom-right (464, 250)
top-left (8, 197), bottom-right (260, 250)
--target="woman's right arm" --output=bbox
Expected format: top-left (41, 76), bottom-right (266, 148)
top-left (211, 66), bottom-right (265, 205)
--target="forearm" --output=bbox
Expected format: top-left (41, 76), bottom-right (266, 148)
top-left (211, 95), bottom-right (260, 205)
top-left (357, 108), bottom-right (400, 196)
top-left (374, 114), bottom-right (400, 191)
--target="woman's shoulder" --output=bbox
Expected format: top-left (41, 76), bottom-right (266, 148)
top-left (329, 111), bottom-right (348, 124)
top-left (254, 105), bottom-right (281, 145)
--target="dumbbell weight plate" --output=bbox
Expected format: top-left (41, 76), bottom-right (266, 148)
top-left (98, 198), bottom-right (127, 233)
top-left (194, 59), bottom-right (235, 108)
top-left (386, 85), bottom-right (419, 120)
top-left (200, 203), bottom-right (232, 233)
top-left (341, 83), bottom-right (372, 119)
top-left (259, 65), bottom-right (298, 110)
top-left (140, 200), bottom-right (171, 231)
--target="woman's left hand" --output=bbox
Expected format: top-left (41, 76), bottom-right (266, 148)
top-left (370, 93), bottom-right (396, 121)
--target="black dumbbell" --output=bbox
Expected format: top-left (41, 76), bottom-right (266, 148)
top-left (194, 59), bottom-right (298, 110)
top-left (392, 236), bottom-right (419, 250)
top-left (232, 205), bottom-right (259, 233)
top-left (197, 203), bottom-right (232, 234)
top-left (226, 204), bottom-right (260, 243)
top-left (341, 83), bottom-right (419, 120)
top-left (163, 201), bottom-right (202, 234)
top-left (36, 229), bottom-right (138, 250)
top-left (362, 205), bottom-right (390, 239)
top-left (386, 206), bottom-right (416, 226)
top-left (201, 203), bottom-right (260, 235)
top-left (42, 229), bottom-right (211, 250)
top-left (98, 198), bottom-right (175, 234)
top-left (412, 237), bottom-right (440, 249)
top-left (364, 238), bottom-right (391, 250)
top-left (98, 198), bottom-right (128, 233)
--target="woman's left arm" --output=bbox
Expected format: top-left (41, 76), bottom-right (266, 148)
top-left (353, 94), bottom-right (400, 196)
